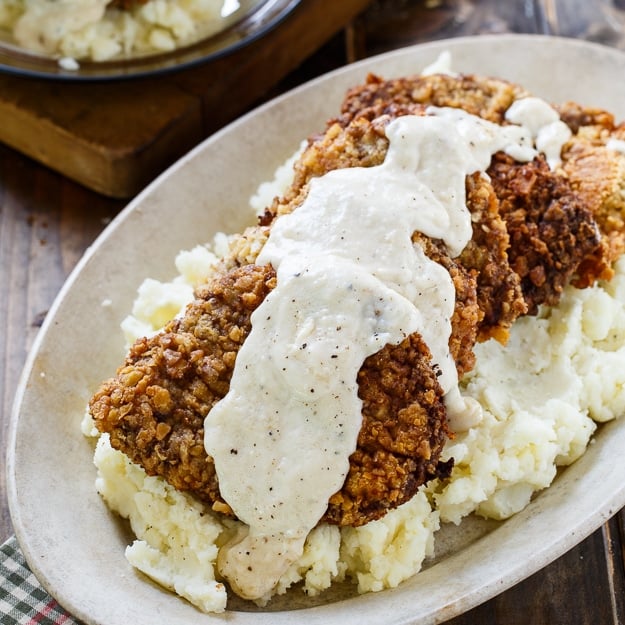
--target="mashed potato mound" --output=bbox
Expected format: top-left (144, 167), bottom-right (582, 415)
top-left (93, 433), bottom-right (440, 611)
top-left (85, 160), bottom-right (625, 613)
top-left (94, 434), bottom-right (228, 612)
top-left (430, 257), bottom-right (625, 524)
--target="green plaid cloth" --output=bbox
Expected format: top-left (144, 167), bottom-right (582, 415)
top-left (1, 536), bottom-right (80, 625)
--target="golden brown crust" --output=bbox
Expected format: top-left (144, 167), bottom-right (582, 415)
top-left (556, 101), bottom-right (615, 136)
top-left (487, 153), bottom-right (602, 314)
top-left (562, 143), bottom-right (625, 273)
top-left (555, 100), bottom-right (625, 281)
top-left (338, 72), bottom-right (525, 126)
top-left (90, 264), bottom-right (277, 510)
top-left (326, 334), bottom-right (452, 525)
top-left (413, 233), bottom-right (480, 377)
top-left (461, 172), bottom-right (527, 343)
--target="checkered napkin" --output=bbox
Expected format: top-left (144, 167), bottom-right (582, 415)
top-left (1, 535), bottom-right (80, 625)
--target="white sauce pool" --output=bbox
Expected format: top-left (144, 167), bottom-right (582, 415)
top-left (204, 100), bottom-right (568, 600)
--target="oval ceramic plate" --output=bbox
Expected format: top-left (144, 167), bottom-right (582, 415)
top-left (0, 0), bottom-right (300, 80)
top-left (7, 34), bottom-right (625, 625)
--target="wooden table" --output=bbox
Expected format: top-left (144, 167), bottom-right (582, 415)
top-left (2, 1), bottom-right (625, 623)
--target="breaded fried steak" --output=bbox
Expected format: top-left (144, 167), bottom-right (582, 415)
top-left (90, 264), bottom-right (453, 527)
top-left (90, 71), bottom-right (625, 531)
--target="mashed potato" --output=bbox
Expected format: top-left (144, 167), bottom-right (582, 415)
top-left (94, 431), bottom-right (440, 610)
top-left (0, 0), bottom-right (249, 62)
top-left (84, 155), bottom-right (625, 613)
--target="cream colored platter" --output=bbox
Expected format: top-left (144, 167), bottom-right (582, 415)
top-left (7, 34), bottom-right (625, 625)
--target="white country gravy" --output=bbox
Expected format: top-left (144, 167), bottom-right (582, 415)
top-left (203, 102), bottom-right (569, 600)
top-left (504, 96), bottom-right (572, 169)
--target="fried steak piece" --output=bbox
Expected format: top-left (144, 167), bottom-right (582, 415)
top-left (91, 72), bottom-right (624, 530)
top-left (90, 111), bottom-right (471, 528)
top-left (91, 264), bottom-right (453, 527)
top-left (330, 72), bottom-right (611, 314)
top-left (263, 113), bottom-right (526, 344)
top-left (339, 72), bottom-right (526, 125)
top-left (557, 102), bottom-right (625, 277)
top-left (91, 265), bottom-right (275, 507)
top-left (462, 172), bottom-right (528, 343)
top-left (326, 333), bottom-right (452, 526)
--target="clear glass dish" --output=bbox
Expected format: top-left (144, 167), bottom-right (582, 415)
top-left (0, 0), bottom-right (301, 81)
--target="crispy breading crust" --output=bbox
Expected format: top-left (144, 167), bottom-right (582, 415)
top-left (91, 265), bottom-right (276, 508)
top-left (557, 104), bottom-right (625, 274)
top-left (487, 153), bottom-right (602, 313)
top-left (461, 172), bottom-right (527, 343)
top-left (329, 72), bottom-right (611, 314)
top-left (339, 72), bottom-right (526, 125)
top-left (264, 114), bottom-right (526, 343)
top-left (326, 334), bottom-right (452, 526)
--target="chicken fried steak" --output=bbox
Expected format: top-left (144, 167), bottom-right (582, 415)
top-left (339, 72), bottom-right (526, 126)
top-left (487, 153), bottom-right (602, 314)
top-left (337, 72), bottom-right (621, 297)
top-left (333, 72), bottom-right (615, 312)
top-left (90, 71), bottom-right (625, 531)
top-left (558, 105), bottom-right (625, 273)
top-left (90, 264), bottom-right (454, 527)
top-left (262, 113), bottom-right (526, 343)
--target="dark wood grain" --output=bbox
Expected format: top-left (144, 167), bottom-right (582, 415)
top-left (1, 2), bottom-right (625, 624)
top-left (446, 527), bottom-right (625, 625)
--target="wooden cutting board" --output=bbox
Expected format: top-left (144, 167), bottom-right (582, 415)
top-left (0, 0), bottom-right (371, 198)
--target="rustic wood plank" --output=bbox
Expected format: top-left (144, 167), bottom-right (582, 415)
top-left (0, 77), bottom-right (204, 198)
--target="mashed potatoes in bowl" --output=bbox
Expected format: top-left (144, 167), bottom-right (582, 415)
top-left (0, 0), bottom-right (284, 64)
top-left (8, 36), bottom-right (625, 625)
